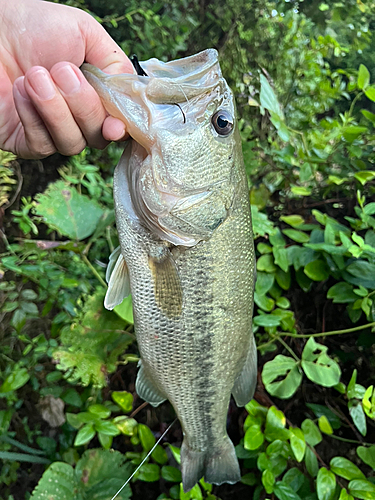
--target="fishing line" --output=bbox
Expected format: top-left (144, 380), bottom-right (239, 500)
top-left (110, 418), bottom-right (177, 500)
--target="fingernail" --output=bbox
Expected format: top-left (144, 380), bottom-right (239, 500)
top-left (29, 69), bottom-right (56, 100)
top-left (14, 78), bottom-right (29, 100)
top-left (52, 64), bottom-right (81, 95)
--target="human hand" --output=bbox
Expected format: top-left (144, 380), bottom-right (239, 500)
top-left (0, 0), bottom-right (133, 159)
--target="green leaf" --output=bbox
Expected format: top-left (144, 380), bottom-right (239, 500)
top-left (301, 419), bottom-right (322, 447)
top-left (137, 463), bottom-right (160, 482)
top-left (289, 428), bottom-right (306, 462)
top-left (112, 391), bottom-right (133, 413)
top-left (30, 462), bottom-right (80, 500)
top-left (0, 367), bottom-right (30, 393)
top-left (357, 445), bottom-right (375, 469)
top-left (260, 74), bottom-right (284, 119)
top-left (255, 272), bottom-right (274, 295)
top-left (318, 416), bottom-right (333, 435)
top-left (0, 451), bottom-right (50, 464)
top-left (327, 283), bottom-right (358, 304)
top-left (244, 424), bottom-right (264, 450)
top-left (34, 181), bottom-right (104, 240)
top-left (161, 465), bottom-right (182, 483)
top-left (257, 254), bottom-right (277, 273)
top-left (361, 109), bottom-right (375, 124)
top-left (348, 479), bottom-right (375, 500)
top-left (317, 468), bottom-right (336, 500)
top-left (282, 468), bottom-right (305, 492)
top-left (358, 65), bottom-right (370, 90)
top-left (343, 126), bottom-right (367, 143)
top-left (274, 482), bottom-right (302, 500)
top-left (348, 401), bottom-right (367, 436)
top-left (262, 469), bottom-right (275, 494)
top-left (262, 355), bottom-right (302, 399)
top-left (253, 314), bottom-right (281, 327)
top-left (98, 432), bottom-right (113, 450)
top-left (74, 424), bottom-right (96, 446)
top-left (330, 456), bottom-right (365, 480)
top-left (301, 337), bottom-right (341, 387)
top-left (304, 260), bottom-right (330, 281)
top-left (138, 423), bottom-right (156, 452)
top-left (305, 446), bottom-right (319, 477)
top-left (87, 404), bottom-right (111, 419)
top-left (114, 295), bottom-right (134, 324)
top-left (179, 483), bottom-right (203, 500)
top-left (354, 171), bottom-right (375, 186)
top-left (152, 445), bottom-right (168, 465)
top-left (365, 86), bottom-right (375, 102)
top-left (283, 229), bottom-right (310, 243)
top-left (114, 416), bottom-right (137, 436)
top-left (265, 406), bottom-right (289, 441)
top-left (280, 215), bottom-right (305, 227)
top-left (339, 489), bottom-right (354, 500)
top-left (254, 291), bottom-right (275, 312)
top-left (291, 186), bottom-right (312, 196)
top-left (94, 420), bottom-right (120, 436)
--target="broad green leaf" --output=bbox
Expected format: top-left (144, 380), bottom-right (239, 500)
top-left (265, 406), bottom-right (289, 441)
top-left (262, 469), bottom-right (275, 494)
top-left (254, 291), bottom-right (275, 312)
top-left (348, 401), bottom-right (367, 436)
top-left (301, 337), bottom-right (341, 387)
top-left (112, 391), bottom-right (133, 413)
top-left (30, 462), bottom-right (81, 500)
top-left (361, 109), bottom-right (375, 124)
top-left (260, 75), bottom-right (283, 119)
top-left (274, 482), bottom-right (302, 500)
top-left (339, 489), bottom-right (354, 500)
top-left (273, 247), bottom-right (289, 272)
top-left (241, 472), bottom-right (257, 485)
top-left (304, 260), bottom-right (330, 282)
top-left (94, 420), bottom-right (120, 436)
top-left (114, 416), bottom-right (137, 436)
top-left (262, 355), bottom-right (302, 399)
top-left (280, 215), bottom-right (305, 227)
top-left (282, 468), bottom-right (305, 492)
top-left (358, 65), bottom-right (370, 90)
top-left (289, 428), bottom-right (306, 462)
top-left (305, 446), bottom-right (319, 477)
top-left (282, 229), bottom-right (310, 243)
top-left (318, 416), bottom-right (333, 435)
top-left (98, 432), bottom-right (113, 449)
top-left (34, 181), bottom-right (103, 240)
top-left (0, 367), bottom-right (30, 393)
top-left (291, 186), bottom-right (312, 196)
top-left (365, 86), bottom-right (375, 101)
top-left (330, 456), bottom-right (365, 480)
top-left (74, 424), bottom-right (96, 446)
top-left (343, 126), bottom-right (367, 143)
top-left (179, 483), bottom-right (203, 500)
top-left (306, 403), bottom-right (341, 429)
top-left (255, 272), bottom-right (274, 295)
top-left (152, 444), bottom-right (168, 465)
top-left (244, 424), bottom-right (264, 450)
top-left (161, 465), bottom-right (182, 483)
top-left (275, 268), bottom-right (291, 290)
top-left (138, 423), bottom-right (156, 452)
top-left (362, 385), bottom-right (375, 419)
top-left (357, 445), bottom-right (375, 469)
top-left (114, 295), bottom-right (134, 324)
top-left (276, 297), bottom-right (290, 309)
top-left (317, 468), bottom-right (336, 500)
top-left (348, 479), bottom-right (375, 500)
top-left (301, 419), bottom-right (322, 447)
top-left (87, 404), bottom-right (111, 419)
top-left (253, 314), bottom-right (281, 327)
top-left (327, 282), bottom-right (357, 304)
top-left (354, 171), bottom-right (375, 186)
top-left (137, 463), bottom-right (160, 482)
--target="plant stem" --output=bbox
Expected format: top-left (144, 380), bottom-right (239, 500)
top-left (285, 322), bottom-right (375, 338)
top-left (277, 337), bottom-right (300, 362)
top-left (82, 254), bottom-right (107, 288)
top-left (327, 434), bottom-right (373, 446)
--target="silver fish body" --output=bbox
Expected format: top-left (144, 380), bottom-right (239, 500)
top-left (82, 49), bottom-right (257, 491)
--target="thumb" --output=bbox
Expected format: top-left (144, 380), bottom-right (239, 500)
top-left (81, 15), bottom-right (134, 75)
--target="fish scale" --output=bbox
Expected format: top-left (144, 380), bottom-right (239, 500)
top-left (82, 48), bottom-right (257, 492)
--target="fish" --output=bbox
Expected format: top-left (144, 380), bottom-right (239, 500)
top-left (82, 49), bottom-right (257, 492)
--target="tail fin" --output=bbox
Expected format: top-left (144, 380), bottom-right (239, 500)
top-left (181, 437), bottom-right (240, 492)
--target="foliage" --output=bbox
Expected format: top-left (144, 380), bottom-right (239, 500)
top-left (1, 0), bottom-right (375, 499)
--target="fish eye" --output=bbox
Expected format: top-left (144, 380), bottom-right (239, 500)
top-left (212, 110), bottom-right (234, 136)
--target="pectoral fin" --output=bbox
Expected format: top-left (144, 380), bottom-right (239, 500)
top-left (232, 335), bottom-right (257, 407)
top-left (148, 249), bottom-right (183, 319)
top-left (104, 248), bottom-right (131, 310)
top-left (136, 361), bottom-right (166, 407)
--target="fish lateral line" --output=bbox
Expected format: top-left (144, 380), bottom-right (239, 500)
top-left (110, 418), bottom-right (177, 500)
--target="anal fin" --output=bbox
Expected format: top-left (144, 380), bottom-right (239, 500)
top-left (232, 335), bottom-right (257, 407)
top-left (135, 361), bottom-right (167, 407)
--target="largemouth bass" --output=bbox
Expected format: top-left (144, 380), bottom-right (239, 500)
top-left (82, 49), bottom-right (257, 491)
